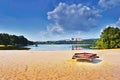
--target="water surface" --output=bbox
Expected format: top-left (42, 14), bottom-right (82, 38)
top-left (25, 44), bottom-right (95, 50)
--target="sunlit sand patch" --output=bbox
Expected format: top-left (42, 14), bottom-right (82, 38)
top-left (67, 58), bottom-right (103, 66)
top-left (0, 50), bottom-right (120, 80)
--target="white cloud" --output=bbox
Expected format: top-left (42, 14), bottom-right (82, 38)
top-left (39, 2), bottom-right (101, 40)
top-left (116, 17), bottom-right (120, 27)
top-left (106, 17), bottom-right (120, 28)
top-left (47, 2), bottom-right (100, 32)
top-left (101, 17), bottom-right (120, 31)
top-left (47, 23), bottom-right (64, 34)
top-left (99, 0), bottom-right (120, 8)
top-left (39, 23), bottom-right (64, 40)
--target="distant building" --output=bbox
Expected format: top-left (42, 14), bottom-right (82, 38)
top-left (76, 38), bottom-right (82, 41)
top-left (71, 38), bottom-right (82, 41)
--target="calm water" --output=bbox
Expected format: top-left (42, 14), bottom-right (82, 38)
top-left (25, 44), bottom-right (94, 50)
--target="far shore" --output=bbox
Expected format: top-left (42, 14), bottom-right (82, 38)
top-left (0, 49), bottom-right (120, 80)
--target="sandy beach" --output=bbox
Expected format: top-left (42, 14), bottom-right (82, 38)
top-left (0, 49), bottom-right (120, 80)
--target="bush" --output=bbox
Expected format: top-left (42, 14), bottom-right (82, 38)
top-left (96, 26), bottom-right (120, 49)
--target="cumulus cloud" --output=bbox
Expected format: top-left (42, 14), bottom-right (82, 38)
top-left (99, 0), bottom-right (120, 8)
top-left (116, 17), bottom-right (120, 27)
top-left (47, 23), bottom-right (64, 34)
top-left (39, 23), bottom-right (64, 40)
top-left (47, 2), bottom-right (100, 32)
top-left (102, 17), bottom-right (120, 30)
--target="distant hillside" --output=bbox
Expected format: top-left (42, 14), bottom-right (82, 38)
top-left (80, 39), bottom-right (98, 44)
top-left (0, 33), bottom-right (34, 46)
top-left (38, 39), bottom-right (98, 44)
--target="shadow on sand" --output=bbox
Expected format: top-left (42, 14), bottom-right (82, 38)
top-left (92, 59), bottom-right (102, 64)
top-left (76, 59), bottom-right (102, 64)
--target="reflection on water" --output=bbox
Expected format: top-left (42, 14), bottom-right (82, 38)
top-left (72, 45), bottom-right (82, 50)
top-left (25, 44), bottom-right (92, 50)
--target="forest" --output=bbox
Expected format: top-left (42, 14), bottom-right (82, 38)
top-left (0, 33), bottom-right (33, 49)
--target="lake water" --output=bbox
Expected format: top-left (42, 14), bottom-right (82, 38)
top-left (25, 44), bottom-right (95, 50)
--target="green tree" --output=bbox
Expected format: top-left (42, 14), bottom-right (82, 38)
top-left (0, 33), bottom-right (33, 47)
top-left (18, 36), bottom-right (28, 46)
top-left (96, 26), bottom-right (120, 49)
top-left (0, 34), bottom-right (3, 44)
top-left (10, 35), bottom-right (19, 46)
top-left (0, 33), bottom-right (10, 47)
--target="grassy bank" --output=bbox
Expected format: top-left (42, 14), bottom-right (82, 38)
top-left (0, 45), bottom-right (30, 50)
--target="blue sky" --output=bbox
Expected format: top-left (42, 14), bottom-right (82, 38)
top-left (0, 0), bottom-right (120, 41)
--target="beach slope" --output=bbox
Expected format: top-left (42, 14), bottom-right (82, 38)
top-left (0, 49), bottom-right (120, 80)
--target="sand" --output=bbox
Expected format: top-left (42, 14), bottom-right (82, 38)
top-left (0, 49), bottom-right (120, 80)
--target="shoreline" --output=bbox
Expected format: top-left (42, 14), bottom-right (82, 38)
top-left (29, 48), bottom-right (120, 50)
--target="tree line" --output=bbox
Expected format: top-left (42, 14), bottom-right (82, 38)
top-left (38, 39), bottom-right (97, 44)
top-left (96, 26), bottom-right (120, 49)
top-left (0, 33), bottom-right (33, 47)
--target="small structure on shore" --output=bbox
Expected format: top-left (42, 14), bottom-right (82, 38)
top-left (72, 52), bottom-right (99, 62)
top-left (35, 43), bottom-right (38, 47)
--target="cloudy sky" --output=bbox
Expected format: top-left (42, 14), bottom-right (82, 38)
top-left (0, 0), bottom-right (120, 41)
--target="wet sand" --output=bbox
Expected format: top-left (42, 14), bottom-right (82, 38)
top-left (0, 49), bottom-right (120, 80)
